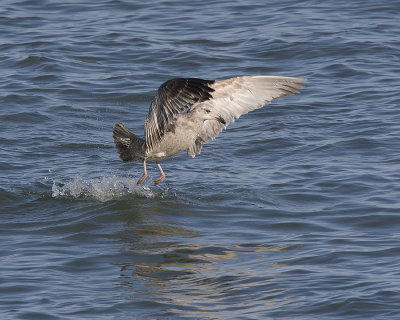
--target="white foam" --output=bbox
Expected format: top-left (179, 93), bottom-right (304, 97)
top-left (51, 175), bottom-right (160, 201)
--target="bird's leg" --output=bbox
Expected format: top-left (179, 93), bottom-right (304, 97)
top-left (137, 159), bottom-right (148, 184)
top-left (154, 162), bottom-right (166, 185)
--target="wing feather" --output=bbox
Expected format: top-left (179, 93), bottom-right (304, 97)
top-left (188, 75), bottom-right (306, 156)
top-left (144, 78), bottom-right (214, 152)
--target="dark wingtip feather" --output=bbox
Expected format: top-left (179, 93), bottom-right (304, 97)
top-left (145, 77), bottom-right (216, 152)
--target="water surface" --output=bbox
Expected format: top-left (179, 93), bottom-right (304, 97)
top-left (1, 1), bottom-right (400, 319)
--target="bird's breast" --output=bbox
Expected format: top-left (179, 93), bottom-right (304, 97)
top-left (145, 115), bottom-right (202, 162)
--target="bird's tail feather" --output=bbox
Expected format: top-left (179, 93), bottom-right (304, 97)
top-left (113, 122), bottom-right (145, 162)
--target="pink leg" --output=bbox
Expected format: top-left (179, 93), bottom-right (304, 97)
top-left (154, 162), bottom-right (166, 185)
top-left (137, 159), bottom-right (147, 184)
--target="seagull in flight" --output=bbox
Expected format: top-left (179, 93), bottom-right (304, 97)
top-left (113, 75), bottom-right (306, 185)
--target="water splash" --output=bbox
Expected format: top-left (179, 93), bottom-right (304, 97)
top-left (51, 175), bottom-right (161, 201)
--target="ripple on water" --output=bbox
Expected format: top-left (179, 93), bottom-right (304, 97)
top-left (1, 0), bottom-right (400, 319)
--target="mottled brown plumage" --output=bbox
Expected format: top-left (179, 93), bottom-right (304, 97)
top-left (113, 75), bottom-right (306, 185)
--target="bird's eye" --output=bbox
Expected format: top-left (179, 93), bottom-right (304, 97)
top-left (205, 109), bottom-right (211, 113)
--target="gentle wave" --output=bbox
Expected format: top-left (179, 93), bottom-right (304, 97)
top-left (1, 0), bottom-right (400, 319)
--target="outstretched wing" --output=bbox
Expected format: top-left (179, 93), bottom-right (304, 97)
top-left (187, 75), bottom-right (306, 157)
top-left (144, 78), bottom-right (215, 152)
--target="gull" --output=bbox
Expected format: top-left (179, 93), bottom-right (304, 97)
top-left (113, 75), bottom-right (306, 185)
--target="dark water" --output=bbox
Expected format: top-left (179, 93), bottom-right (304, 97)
top-left (1, 0), bottom-right (400, 319)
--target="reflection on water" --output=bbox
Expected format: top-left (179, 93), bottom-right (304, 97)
top-left (116, 218), bottom-right (303, 316)
top-left (2, 0), bottom-right (399, 317)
